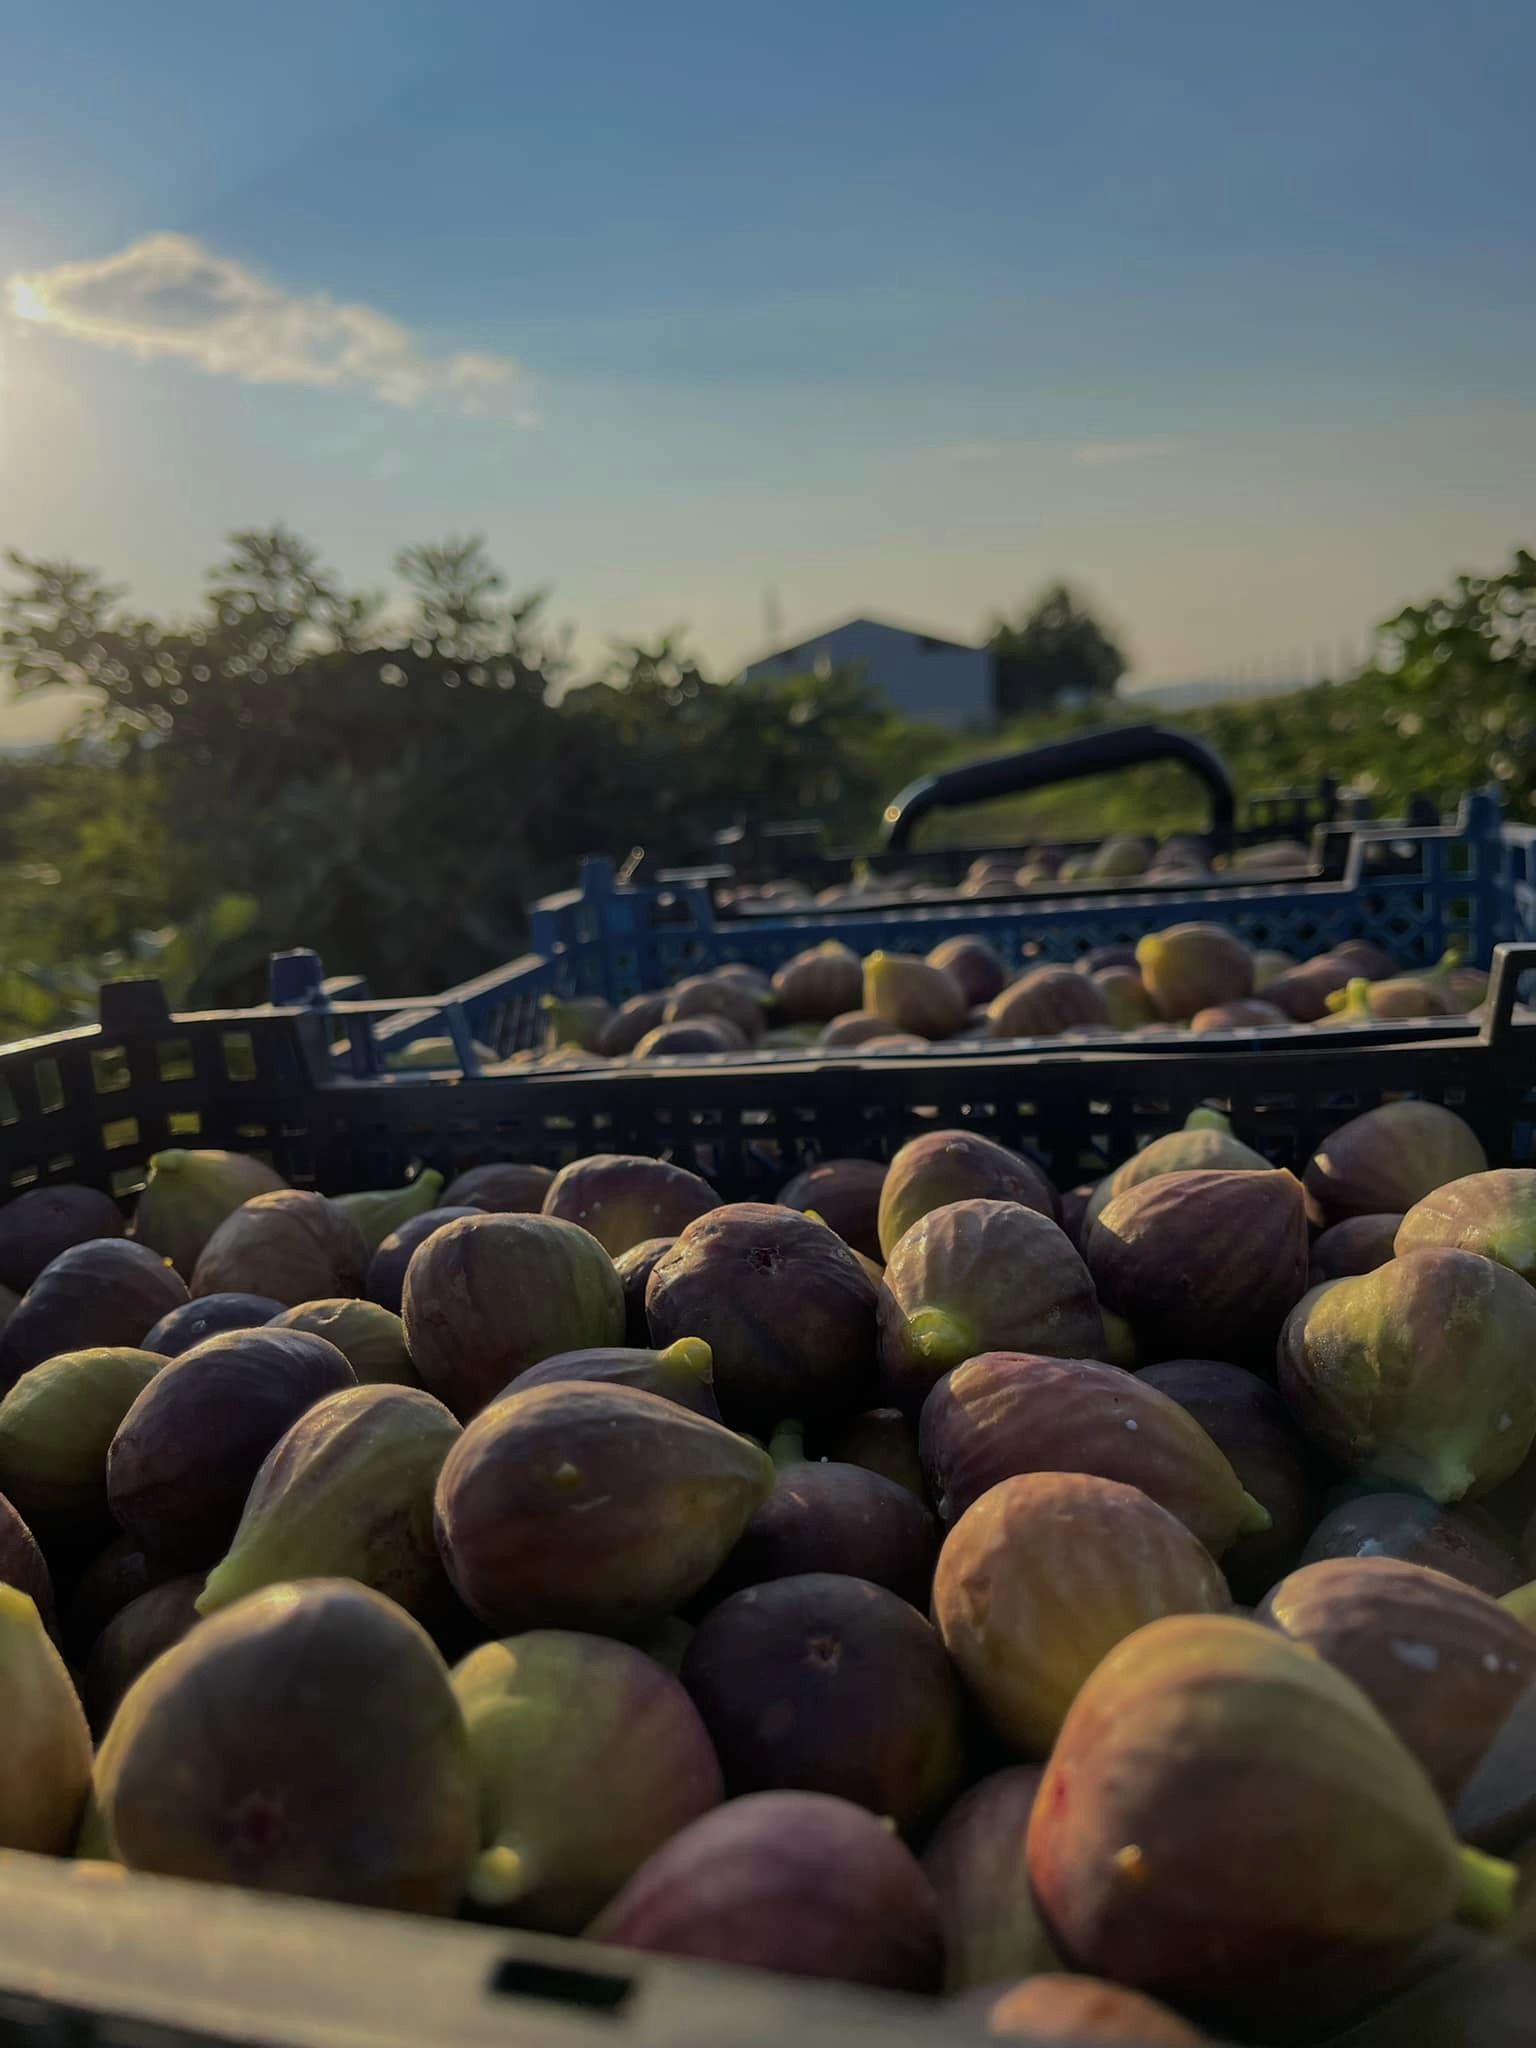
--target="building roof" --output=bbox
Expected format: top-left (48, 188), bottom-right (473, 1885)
top-left (740, 611), bottom-right (983, 671)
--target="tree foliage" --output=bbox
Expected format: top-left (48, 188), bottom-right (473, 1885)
top-left (989, 580), bottom-right (1126, 719)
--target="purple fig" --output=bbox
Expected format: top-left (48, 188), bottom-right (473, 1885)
top-left (777, 1159), bottom-right (887, 1262)
top-left (1086, 1168), bottom-right (1308, 1367)
top-left (712, 1423), bottom-right (937, 1605)
top-left (542, 1155), bottom-right (721, 1259)
top-left (877, 1130), bottom-right (1058, 1258)
top-left (1136, 1359), bottom-right (1324, 1601)
top-left (927, 936), bottom-right (1008, 1006)
top-left (0, 1491), bottom-right (56, 1637)
top-left (988, 966), bottom-right (1110, 1038)
top-left (681, 1572), bottom-right (964, 1830)
top-left (441, 1162), bottom-right (555, 1212)
top-left (1076, 946), bottom-right (1140, 975)
top-left (1083, 1109), bottom-right (1269, 1233)
top-left (1302, 1102), bottom-right (1487, 1227)
top-left (1395, 1169), bottom-right (1536, 1287)
top-left (365, 1206), bottom-right (480, 1313)
top-left (614, 1236), bottom-right (675, 1343)
top-left (434, 1381), bottom-right (774, 1635)
top-left (454, 1630), bottom-right (723, 1932)
top-left (132, 1149), bottom-right (288, 1277)
top-left (142, 1294), bottom-right (286, 1357)
top-left (1135, 923), bottom-right (1254, 1021)
top-left (1264, 955), bottom-right (1356, 1022)
top-left (267, 1299), bottom-right (416, 1386)
top-left (818, 1010), bottom-right (892, 1048)
top-left (83, 1575), bottom-right (204, 1735)
top-left (599, 993), bottom-right (669, 1056)
top-left (771, 942), bottom-right (864, 1023)
top-left (588, 1790), bottom-right (943, 1992)
top-left (0, 1184), bottom-right (124, 1293)
top-left (646, 1205), bottom-right (878, 1432)
top-left (879, 1200), bottom-right (1104, 1412)
top-left (1308, 1214), bottom-right (1404, 1287)
top-left (922, 1766), bottom-right (1059, 1992)
top-left (0, 1240), bottom-right (187, 1391)
top-left (107, 1328), bottom-right (357, 1565)
top-left (825, 1405), bottom-right (925, 1496)
top-left (92, 1580), bottom-right (476, 1913)
top-left (66, 1532), bottom-right (174, 1651)
top-left (191, 1190), bottom-right (368, 1306)
top-left (510, 1338), bottom-right (722, 1419)
top-left (973, 1976), bottom-right (1206, 2044)
top-left (1190, 998), bottom-right (1290, 1032)
top-left (921, 1352), bottom-right (1268, 1556)
top-left (665, 975), bottom-right (765, 1043)
top-left (1279, 1249), bottom-right (1536, 1502)
top-left (1299, 1493), bottom-right (1524, 1599)
top-left (402, 1212), bottom-right (625, 1420)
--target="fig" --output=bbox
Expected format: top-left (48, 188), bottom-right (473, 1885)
top-left (1190, 998), bottom-right (1289, 1032)
top-left (542, 1155), bottom-right (721, 1259)
top-left (599, 992), bottom-right (669, 1056)
top-left (0, 1346), bottom-right (163, 1522)
top-left (1090, 833), bottom-right (1152, 878)
top-left (0, 1183), bottom-right (124, 1293)
top-left (1083, 1109), bottom-right (1269, 1232)
top-left (1396, 1169), bottom-right (1536, 1286)
top-left (1259, 1556), bottom-right (1536, 1803)
top-left (82, 1574), bottom-right (204, 1735)
top-left (1135, 923), bottom-right (1254, 1021)
top-left (0, 1488), bottom-right (54, 1631)
top-left (1299, 1493), bottom-right (1524, 1598)
top-left (646, 1205), bottom-right (877, 1433)
top-left (1135, 1359), bottom-right (1324, 1601)
top-left (771, 942), bottom-right (864, 1024)
top-left (1075, 946), bottom-right (1139, 974)
top-left (1307, 1213), bottom-right (1404, 1287)
top-left (825, 1405), bottom-right (925, 1496)
top-left (1252, 948), bottom-right (1296, 990)
top-left (198, 1383), bottom-right (461, 1621)
top-left (1278, 1249), bottom-right (1536, 1501)
top-left (634, 1015), bottom-right (745, 1056)
top-left (682, 1572), bottom-right (963, 1830)
top-left (1094, 967), bottom-right (1158, 1030)
top-left (975, 1976), bottom-right (1205, 2044)
top-left (1326, 973), bottom-right (1454, 1023)
top-left (93, 1580), bottom-right (476, 1913)
top-left (364, 1206), bottom-right (480, 1313)
top-left (131, 1149), bottom-right (287, 1278)
top-left (1263, 954), bottom-right (1356, 1022)
top-left (880, 1201), bottom-right (1104, 1411)
top-left (1059, 1184), bottom-right (1094, 1250)
top-left (818, 1010), bottom-right (892, 1048)
top-left (1086, 1168), bottom-right (1308, 1366)
top-left (777, 1159), bottom-right (887, 1261)
top-left (0, 1286), bottom-right (16, 1336)
top-left (921, 1353), bottom-right (1268, 1555)
top-left (715, 1421), bottom-right (937, 1604)
top-left (1302, 1101), bottom-right (1488, 1226)
top-left (0, 1586), bottom-right (92, 1852)
top-left (877, 1130), bottom-right (1058, 1258)
top-left (863, 952), bottom-right (967, 1039)
top-left (934, 1473), bottom-right (1230, 1754)
top-left (66, 1532), bottom-right (173, 1648)
top-left (143, 1293), bottom-right (285, 1356)
top-left (440, 1162), bottom-right (555, 1212)
top-left (454, 1630), bottom-right (722, 1931)
top-left (665, 975), bottom-right (765, 1043)
top-left (614, 1236), bottom-right (675, 1343)
top-left (107, 1328), bottom-right (357, 1565)
top-left (267, 1299), bottom-right (417, 1385)
top-left (1027, 1613), bottom-right (1516, 2027)
top-left (402, 1212), bottom-right (625, 1421)
top-left (922, 1766), bottom-right (1058, 1992)
top-left (510, 1337), bottom-right (722, 1419)
top-left (191, 1189), bottom-right (368, 1306)
top-left (434, 1381), bottom-right (774, 1635)
top-left (541, 994), bottom-right (613, 1052)
top-left (0, 1239), bottom-right (187, 1390)
top-left (860, 1032), bottom-right (928, 1052)
top-left (988, 966), bottom-right (1110, 1038)
top-left (588, 1790), bottom-right (942, 1992)
top-left (927, 935), bottom-right (1008, 1006)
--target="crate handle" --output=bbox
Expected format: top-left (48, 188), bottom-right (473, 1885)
top-left (879, 723), bottom-right (1236, 853)
top-left (1481, 943), bottom-right (1536, 1049)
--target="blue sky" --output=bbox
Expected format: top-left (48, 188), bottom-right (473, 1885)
top-left (2, 0), bottom-right (1532, 738)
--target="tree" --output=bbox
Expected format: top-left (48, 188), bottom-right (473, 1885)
top-left (989, 581), bottom-right (1126, 721)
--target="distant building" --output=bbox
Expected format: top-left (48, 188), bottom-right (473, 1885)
top-left (740, 615), bottom-right (994, 731)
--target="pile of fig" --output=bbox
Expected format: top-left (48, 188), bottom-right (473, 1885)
top-left (2, 1117), bottom-right (1535, 2043)
top-left (470, 924), bottom-right (1493, 1075)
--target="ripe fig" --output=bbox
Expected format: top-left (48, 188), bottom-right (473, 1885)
top-left (599, 993), bottom-right (669, 1056)
top-left (877, 1130), bottom-right (1058, 1258)
top-left (0, 1184), bottom-right (124, 1293)
top-left (66, 1532), bottom-right (172, 1649)
top-left (0, 1586), bottom-right (92, 1852)
top-left (510, 1337), bottom-right (722, 1419)
top-left (267, 1299), bottom-right (417, 1385)
top-left (542, 1154), bottom-right (721, 1259)
top-left (863, 952), bottom-right (967, 1039)
top-left (131, 1150), bottom-right (287, 1278)
top-left (818, 1010), bottom-right (892, 1048)
top-left (1094, 967), bottom-right (1158, 1030)
top-left (1308, 1213), bottom-right (1404, 1287)
top-left (143, 1293), bottom-right (285, 1356)
top-left (974, 1976), bottom-right (1205, 2044)
top-left (777, 1159), bottom-right (887, 1261)
top-left (922, 1767), bottom-right (1059, 1992)
top-left (0, 1346), bottom-right (163, 1522)
top-left (613, 1236), bottom-right (674, 1342)
top-left (365, 1207), bottom-right (479, 1313)
top-left (1083, 1109), bottom-right (1269, 1232)
top-left (83, 1575), bottom-right (204, 1735)
top-left (1190, 998), bottom-right (1289, 1032)
top-left (880, 1201), bottom-right (1103, 1412)
top-left (771, 942), bottom-right (864, 1023)
top-left (988, 966), bottom-right (1110, 1038)
top-left (1396, 1169), bottom-right (1536, 1287)
top-left (665, 975), bottom-right (765, 1043)
top-left (1135, 923), bottom-right (1254, 1021)
top-left (191, 1190), bottom-right (368, 1306)
top-left (0, 1491), bottom-right (55, 1636)
top-left (1299, 1493), bottom-right (1524, 1598)
top-left (825, 1405), bottom-right (925, 1496)
top-left (927, 935), bottom-right (1008, 1006)
top-left (635, 1017), bottom-right (747, 1056)
top-left (1302, 1101), bottom-right (1487, 1226)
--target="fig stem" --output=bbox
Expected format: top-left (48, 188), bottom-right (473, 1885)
top-left (469, 1843), bottom-right (530, 1910)
top-left (769, 1420), bottom-right (806, 1470)
top-left (908, 1308), bottom-right (971, 1366)
top-left (1184, 1107), bottom-right (1232, 1134)
top-left (660, 1337), bottom-right (713, 1384)
top-left (1455, 1845), bottom-right (1518, 1929)
top-left (1236, 1491), bottom-right (1273, 1537)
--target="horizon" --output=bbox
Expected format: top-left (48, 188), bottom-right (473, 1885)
top-left (3, 0), bottom-right (1532, 745)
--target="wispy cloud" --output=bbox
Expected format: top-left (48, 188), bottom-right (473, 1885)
top-left (1072, 437), bottom-right (1181, 466)
top-left (6, 232), bottom-right (530, 414)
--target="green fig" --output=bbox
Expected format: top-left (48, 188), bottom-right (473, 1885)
top-left (267, 1299), bottom-right (418, 1386)
top-left (1084, 1109), bottom-right (1270, 1232)
top-left (453, 1629), bottom-right (723, 1931)
top-left (1395, 1169), bottom-right (1536, 1287)
top-left (0, 1346), bottom-right (163, 1522)
top-left (197, 1384), bottom-right (461, 1620)
top-left (877, 1131), bottom-right (1058, 1259)
top-left (131, 1150), bottom-right (287, 1278)
top-left (0, 1584), bottom-right (92, 1852)
top-left (922, 1767), bottom-right (1060, 1992)
top-left (331, 1170), bottom-right (446, 1254)
top-left (540, 995), bottom-right (613, 1053)
top-left (1135, 923), bottom-right (1254, 1022)
top-left (863, 952), bottom-right (967, 1040)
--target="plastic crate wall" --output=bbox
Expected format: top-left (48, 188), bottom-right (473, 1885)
top-left (522, 794), bottom-right (1516, 1013)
